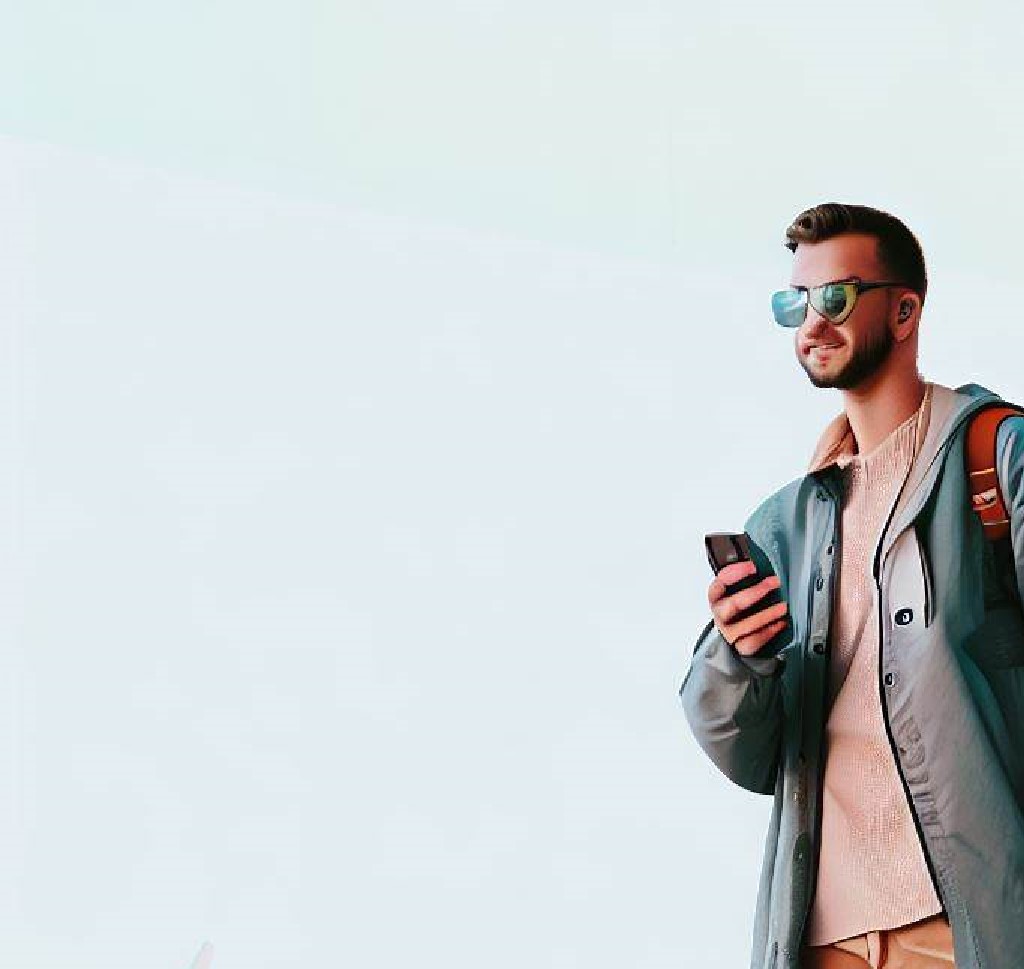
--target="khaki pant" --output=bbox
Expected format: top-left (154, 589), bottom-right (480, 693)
top-left (800, 913), bottom-right (955, 968)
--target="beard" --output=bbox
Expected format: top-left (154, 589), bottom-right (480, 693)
top-left (800, 321), bottom-right (895, 390)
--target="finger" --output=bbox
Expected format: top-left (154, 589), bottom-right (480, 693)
top-left (733, 619), bottom-right (789, 657)
top-left (708, 560), bottom-right (758, 605)
top-left (717, 574), bottom-right (783, 624)
top-left (721, 598), bottom-right (789, 643)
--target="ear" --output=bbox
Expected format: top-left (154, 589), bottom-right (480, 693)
top-left (893, 291), bottom-right (921, 336)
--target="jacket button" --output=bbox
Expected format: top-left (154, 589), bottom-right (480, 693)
top-left (894, 608), bottom-right (914, 626)
top-left (884, 672), bottom-right (897, 687)
top-left (826, 544), bottom-right (833, 555)
top-left (815, 575), bottom-right (824, 591)
top-left (813, 641), bottom-right (826, 654)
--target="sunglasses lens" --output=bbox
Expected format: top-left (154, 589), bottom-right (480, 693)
top-left (771, 289), bottom-right (807, 327)
top-left (812, 283), bottom-right (854, 322)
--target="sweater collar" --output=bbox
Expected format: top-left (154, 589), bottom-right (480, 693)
top-left (806, 380), bottom-right (937, 475)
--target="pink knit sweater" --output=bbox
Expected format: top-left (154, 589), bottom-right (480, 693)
top-left (802, 381), bottom-right (944, 946)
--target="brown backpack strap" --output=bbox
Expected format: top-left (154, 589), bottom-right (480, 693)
top-left (966, 404), bottom-right (1024, 541)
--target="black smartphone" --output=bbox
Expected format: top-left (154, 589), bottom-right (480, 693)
top-left (704, 531), bottom-right (785, 625)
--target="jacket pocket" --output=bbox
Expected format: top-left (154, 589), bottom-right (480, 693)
top-left (914, 522), bottom-right (934, 628)
top-left (885, 525), bottom-right (930, 646)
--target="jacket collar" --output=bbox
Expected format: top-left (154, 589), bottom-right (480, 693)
top-left (806, 380), bottom-right (999, 478)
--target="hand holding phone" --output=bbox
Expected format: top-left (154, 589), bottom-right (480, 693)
top-left (704, 532), bottom-right (790, 657)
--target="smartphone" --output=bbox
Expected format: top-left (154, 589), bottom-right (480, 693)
top-left (704, 531), bottom-right (785, 625)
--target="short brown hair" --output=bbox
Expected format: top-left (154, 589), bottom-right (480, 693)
top-left (784, 202), bottom-right (928, 305)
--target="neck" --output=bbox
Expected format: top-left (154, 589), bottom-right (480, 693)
top-left (842, 368), bottom-right (928, 456)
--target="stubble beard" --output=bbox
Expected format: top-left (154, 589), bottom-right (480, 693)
top-left (803, 322), bottom-right (895, 391)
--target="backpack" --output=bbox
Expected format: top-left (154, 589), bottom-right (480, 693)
top-left (965, 402), bottom-right (1024, 607)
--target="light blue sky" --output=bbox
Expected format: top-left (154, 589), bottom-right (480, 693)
top-left (2, 3), bottom-right (1021, 264)
top-left (1, 5), bottom-right (1023, 968)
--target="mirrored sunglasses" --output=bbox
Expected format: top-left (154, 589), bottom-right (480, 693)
top-left (771, 279), bottom-right (904, 328)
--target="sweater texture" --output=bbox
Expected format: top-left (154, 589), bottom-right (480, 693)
top-left (802, 381), bottom-right (944, 946)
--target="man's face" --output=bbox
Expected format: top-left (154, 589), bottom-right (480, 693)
top-left (789, 232), bottom-right (898, 391)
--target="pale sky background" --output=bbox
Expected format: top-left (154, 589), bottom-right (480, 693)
top-left (1, 4), bottom-right (1023, 968)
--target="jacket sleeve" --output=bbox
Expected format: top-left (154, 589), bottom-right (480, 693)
top-left (684, 514), bottom-right (794, 794)
top-left (678, 527), bottom-right (790, 796)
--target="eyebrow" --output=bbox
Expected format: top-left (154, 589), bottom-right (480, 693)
top-left (788, 274), bottom-right (861, 290)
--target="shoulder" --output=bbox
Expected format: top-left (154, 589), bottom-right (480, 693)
top-left (995, 411), bottom-right (1024, 505)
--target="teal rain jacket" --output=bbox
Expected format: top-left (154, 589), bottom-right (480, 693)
top-left (679, 382), bottom-right (1024, 969)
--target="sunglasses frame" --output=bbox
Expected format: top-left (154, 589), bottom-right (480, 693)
top-left (772, 277), bottom-right (906, 328)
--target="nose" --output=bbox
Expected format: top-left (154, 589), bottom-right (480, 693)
top-left (801, 306), bottom-right (840, 343)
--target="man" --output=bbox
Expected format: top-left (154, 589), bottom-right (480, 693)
top-left (679, 202), bottom-right (1024, 969)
